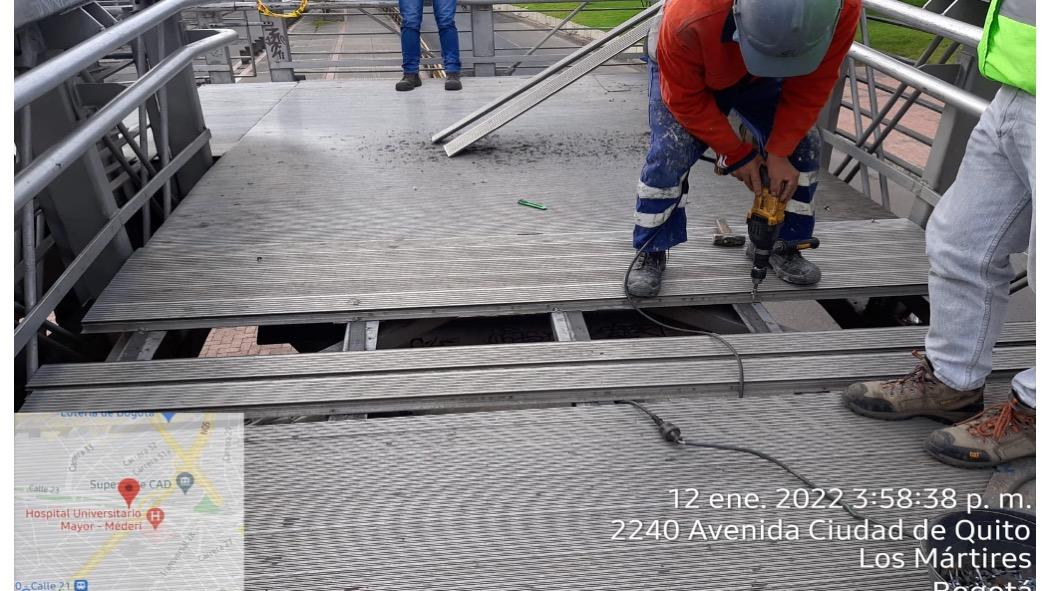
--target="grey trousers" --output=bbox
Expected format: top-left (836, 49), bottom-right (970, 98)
top-left (925, 86), bottom-right (1035, 406)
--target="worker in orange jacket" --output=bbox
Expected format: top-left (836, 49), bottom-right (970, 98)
top-left (627, 0), bottom-right (860, 297)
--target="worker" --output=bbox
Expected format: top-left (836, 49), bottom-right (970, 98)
top-left (626, 0), bottom-right (861, 297)
top-left (844, 0), bottom-right (1035, 468)
top-left (395, 0), bottom-right (462, 91)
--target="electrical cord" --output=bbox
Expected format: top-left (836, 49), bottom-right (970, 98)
top-left (620, 400), bottom-right (915, 537)
top-left (623, 210), bottom-right (746, 398)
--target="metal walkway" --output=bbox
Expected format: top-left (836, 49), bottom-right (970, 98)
top-left (241, 392), bottom-right (997, 589)
top-left (82, 76), bottom-right (903, 333)
top-left (24, 323), bottom-right (1034, 416)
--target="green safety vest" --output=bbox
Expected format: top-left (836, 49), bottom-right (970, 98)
top-left (978, 0), bottom-right (1036, 95)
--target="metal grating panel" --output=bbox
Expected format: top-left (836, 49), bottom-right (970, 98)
top-left (82, 219), bottom-right (928, 331)
top-left (241, 394), bottom-right (995, 589)
top-left (77, 76), bottom-right (897, 333)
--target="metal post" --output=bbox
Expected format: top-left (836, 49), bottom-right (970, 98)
top-left (135, 34), bottom-right (152, 241)
top-left (201, 12), bottom-right (236, 83)
top-left (817, 62), bottom-right (847, 171)
top-left (845, 58), bottom-right (872, 200)
top-left (857, 9), bottom-right (889, 207)
top-left (261, 16), bottom-right (296, 82)
top-left (157, 17), bottom-right (173, 218)
top-left (19, 106), bottom-right (39, 375)
top-left (470, 5), bottom-right (496, 76)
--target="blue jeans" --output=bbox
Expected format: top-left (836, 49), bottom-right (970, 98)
top-left (925, 86), bottom-right (1035, 406)
top-left (399, 0), bottom-right (461, 74)
top-left (634, 59), bottom-right (820, 252)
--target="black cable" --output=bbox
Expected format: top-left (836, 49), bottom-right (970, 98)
top-left (624, 218), bottom-right (747, 398)
top-left (621, 400), bottom-right (915, 538)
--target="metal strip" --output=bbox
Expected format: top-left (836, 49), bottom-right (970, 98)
top-left (39, 322), bottom-right (1036, 389)
top-left (441, 16), bottom-right (654, 156)
top-left (22, 346), bottom-right (1034, 415)
top-left (430, 1), bottom-right (663, 144)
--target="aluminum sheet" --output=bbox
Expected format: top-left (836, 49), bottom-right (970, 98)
top-left (239, 393), bottom-right (996, 589)
top-left (80, 76), bottom-right (900, 332)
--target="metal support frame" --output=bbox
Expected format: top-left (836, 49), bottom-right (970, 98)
top-left (15, 130), bottom-right (213, 354)
top-left (106, 330), bottom-right (169, 361)
top-left (731, 304), bottom-right (782, 334)
top-left (550, 310), bottom-right (590, 342)
top-left (340, 321), bottom-right (380, 351)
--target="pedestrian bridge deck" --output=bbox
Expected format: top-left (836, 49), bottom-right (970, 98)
top-left (242, 392), bottom-right (999, 589)
top-left (81, 75), bottom-right (910, 333)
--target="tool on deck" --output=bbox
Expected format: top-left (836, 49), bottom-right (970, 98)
top-left (517, 199), bottom-right (548, 210)
top-left (745, 166), bottom-right (819, 300)
top-left (713, 218), bottom-right (745, 247)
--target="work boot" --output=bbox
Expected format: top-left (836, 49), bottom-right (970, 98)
top-left (925, 394), bottom-right (1035, 468)
top-left (842, 351), bottom-right (984, 422)
top-left (626, 250), bottom-right (667, 297)
top-left (746, 244), bottom-right (822, 285)
top-left (395, 73), bottom-right (422, 92)
top-left (445, 72), bottom-right (462, 91)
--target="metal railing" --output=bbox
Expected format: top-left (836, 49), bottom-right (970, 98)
top-left (821, 0), bottom-right (992, 223)
top-left (14, 0), bottom-right (238, 379)
top-left (167, 0), bottom-right (651, 81)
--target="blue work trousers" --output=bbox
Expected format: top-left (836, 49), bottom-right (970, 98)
top-left (399, 0), bottom-right (461, 74)
top-left (634, 59), bottom-right (821, 252)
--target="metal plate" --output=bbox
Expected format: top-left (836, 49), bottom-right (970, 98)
top-left (239, 393), bottom-right (997, 588)
top-left (81, 76), bottom-right (899, 332)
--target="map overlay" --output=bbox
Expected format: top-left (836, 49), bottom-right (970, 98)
top-left (15, 412), bottom-right (244, 590)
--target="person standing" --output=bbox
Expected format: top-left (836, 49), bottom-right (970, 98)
top-left (843, 0), bottom-right (1036, 468)
top-left (396, 0), bottom-right (463, 91)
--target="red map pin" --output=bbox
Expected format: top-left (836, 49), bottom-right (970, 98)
top-left (146, 507), bottom-right (165, 530)
top-left (118, 478), bottom-right (140, 508)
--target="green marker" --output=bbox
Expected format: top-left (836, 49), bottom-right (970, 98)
top-left (517, 199), bottom-right (547, 210)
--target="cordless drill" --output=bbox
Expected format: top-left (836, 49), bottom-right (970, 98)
top-left (745, 166), bottom-right (819, 299)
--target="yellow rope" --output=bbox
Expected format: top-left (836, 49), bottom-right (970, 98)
top-left (256, 0), bottom-right (309, 18)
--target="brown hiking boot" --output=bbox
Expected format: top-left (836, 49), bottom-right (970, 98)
top-left (841, 351), bottom-right (983, 422)
top-left (925, 395), bottom-right (1035, 468)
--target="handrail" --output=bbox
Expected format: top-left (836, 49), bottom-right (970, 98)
top-left (14, 28), bottom-right (238, 212)
top-left (861, 0), bottom-right (983, 47)
top-left (847, 43), bottom-right (989, 117)
top-left (15, 0), bottom-right (204, 110)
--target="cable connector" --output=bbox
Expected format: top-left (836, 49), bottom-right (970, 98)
top-left (658, 420), bottom-right (683, 444)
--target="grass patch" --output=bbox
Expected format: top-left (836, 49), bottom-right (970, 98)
top-left (518, 0), bottom-right (949, 61)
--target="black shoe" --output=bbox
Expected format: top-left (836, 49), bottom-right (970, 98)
top-left (627, 250), bottom-right (667, 297)
top-left (445, 72), bottom-right (462, 91)
top-left (395, 73), bottom-right (422, 92)
top-left (747, 243), bottom-right (822, 286)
